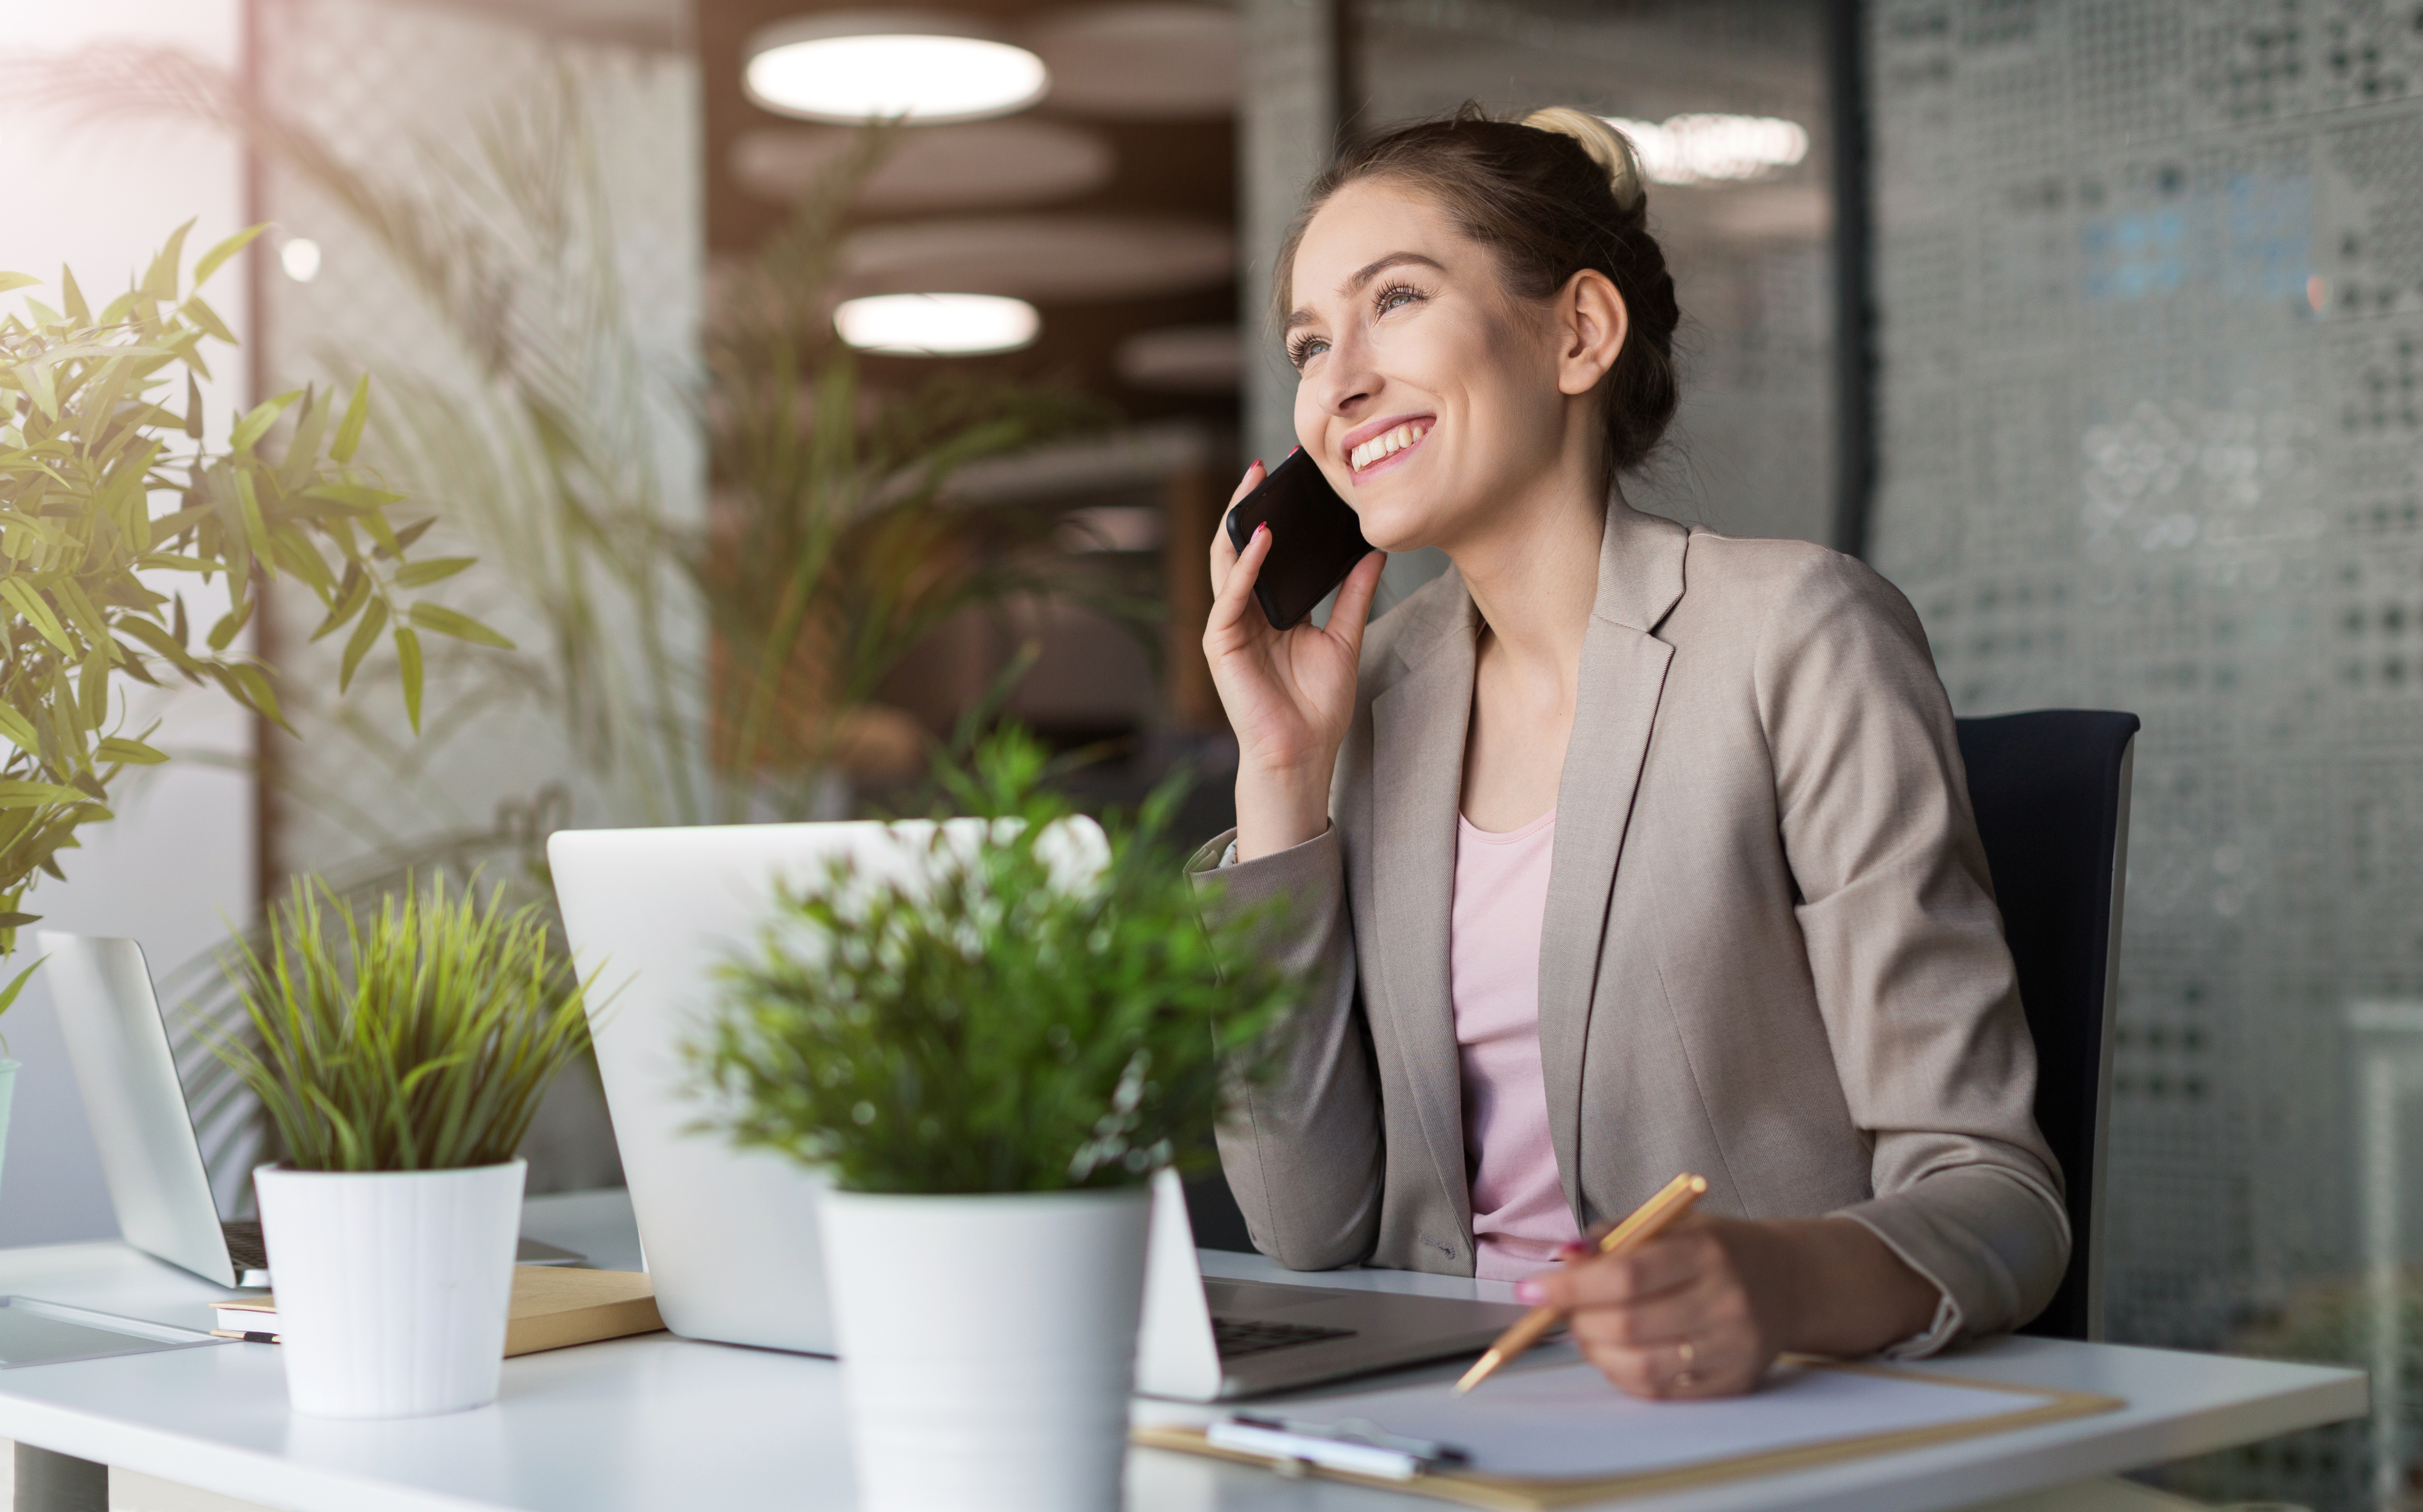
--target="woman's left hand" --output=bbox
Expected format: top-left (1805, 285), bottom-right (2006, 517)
top-left (1519, 1213), bottom-right (1944, 1399)
top-left (1518, 1214), bottom-right (1790, 1398)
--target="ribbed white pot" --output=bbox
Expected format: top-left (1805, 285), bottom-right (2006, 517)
top-left (0, 1060), bottom-right (18, 1206)
top-left (253, 1160), bottom-right (526, 1419)
top-left (820, 1185), bottom-right (1152, 1512)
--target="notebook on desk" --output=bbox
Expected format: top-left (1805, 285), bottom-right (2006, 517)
top-left (1137, 1356), bottom-right (2124, 1510)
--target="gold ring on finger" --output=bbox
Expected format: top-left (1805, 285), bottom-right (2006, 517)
top-left (1678, 1340), bottom-right (1696, 1367)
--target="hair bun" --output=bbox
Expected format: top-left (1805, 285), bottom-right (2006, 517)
top-left (1521, 106), bottom-right (1648, 214)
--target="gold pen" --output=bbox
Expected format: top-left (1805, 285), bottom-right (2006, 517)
top-left (1454, 1172), bottom-right (1709, 1395)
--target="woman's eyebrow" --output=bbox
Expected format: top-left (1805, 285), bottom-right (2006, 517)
top-left (1285, 251), bottom-right (1447, 330)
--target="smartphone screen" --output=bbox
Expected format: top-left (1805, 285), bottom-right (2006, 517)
top-left (1223, 451), bottom-right (1376, 630)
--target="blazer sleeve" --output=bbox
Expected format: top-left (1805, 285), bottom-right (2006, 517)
top-left (1188, 825), bottom-right (1383, 1270)
top-left (1753, 551), bottom-right (2072, 1348)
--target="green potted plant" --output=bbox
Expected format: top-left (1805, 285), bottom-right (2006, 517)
top-left (205, 874), bottom-right (596, 1418)
top-left (0, 226), bottom-right (504, 1201)
top-left (693, 731), bottom-right (1303, 1512)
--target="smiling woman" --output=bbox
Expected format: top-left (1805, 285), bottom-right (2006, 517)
top-left (1191, 104), bottom-right (2068, 1406)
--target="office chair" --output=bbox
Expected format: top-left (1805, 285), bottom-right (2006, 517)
top-left (1184, 709), bottom-right (2143, 1343)
top-left (1956, 709), bottom-right (2140, 1342)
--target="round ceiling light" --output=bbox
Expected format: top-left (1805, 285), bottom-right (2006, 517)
top-left (745, 12), bottom-right (1048, 124)
top-left (834, 293), bottom-right (1041, 356)
top-left (1601, 114), bottom-right (1810, 186)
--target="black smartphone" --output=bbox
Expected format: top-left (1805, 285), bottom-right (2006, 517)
top-left (1223, 450), bottom-right (1376, 630)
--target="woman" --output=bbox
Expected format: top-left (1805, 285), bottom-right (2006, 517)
top-left (1195, 106), bottom-right (2067, 1399)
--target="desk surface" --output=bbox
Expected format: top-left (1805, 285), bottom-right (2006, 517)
top-left (0, 1191), bottom-right (2366, 1512)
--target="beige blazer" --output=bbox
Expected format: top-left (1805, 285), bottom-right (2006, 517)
top-left (1193, 503), bottom-right (2069, 1350)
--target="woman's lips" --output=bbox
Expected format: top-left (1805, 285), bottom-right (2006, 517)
top-left (1346, 417), bottom-right (1432, 478)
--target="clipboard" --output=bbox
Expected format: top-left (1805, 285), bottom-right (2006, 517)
top-left (1133, 1358), bottom-right (2125, 1511)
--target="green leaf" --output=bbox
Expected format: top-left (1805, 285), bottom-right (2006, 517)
top-left (392, 557), bottom-right (475, 589)
top-left (0, 957), bottom-right (47, 1019)
top-left (192, 224), bottom-right (269, 289)
top-left (0, 707), bottom-right (39, 754)
top-left (180, 294), bottom-right (235, 346)
top-left (0, 273), bottom-right (39, 296)
top-left (184, 371), bottom-right (203, 440)
top-left (0, 580), bottom-right (74, 654)
top-left (331, 373), bottom-right (371, 464)
top-left (233, 469), bottom-right (271, 564)
top-left (277, 385), bottom-right (330, 492)
top-left (311, 567), bottom-right (371, 641)
top-left (395, 624), bottom-right (424, 734)
top-left (117, 615), bottom-right (202, 675)
top-left (206, 592), bottom-right (256, 653)
top-left (96, 738), bottom-right (169, 766)
top-left (78, 641), bottom-right (110, 732)
top-left (0, 780), bottom-right (92, 808)
top-left (228, 389), bottom-right (303, 454)
top-left (221, 662), bottom-right (282, 729)
top-left (339, 596), bottom-right (388, 690)
top-left (143, 219), bottom-right (194, 303)
top-left (60, 265), bottom-right (89, 326)
top-left (407, 601), bottom-right (516, 649)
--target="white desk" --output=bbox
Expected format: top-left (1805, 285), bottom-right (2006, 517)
top-left (0, 1192), bottom-right (2366, 1512)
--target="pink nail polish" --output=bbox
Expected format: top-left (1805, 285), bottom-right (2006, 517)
top-left (1253, 459), bottom-right (1264, 472)
top-left (1516, 1279), bottom-right (1545, 1304)
top-left (1557, 1242), bottom-right (1590, 1260)
top-left (1253, 522), bottom-right (1269, 540)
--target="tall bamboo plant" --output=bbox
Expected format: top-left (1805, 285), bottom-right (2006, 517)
top-left (0, 225), bottom-right (504, 990)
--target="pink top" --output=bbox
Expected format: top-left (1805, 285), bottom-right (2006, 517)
top-left (1450, 807), bottom-right (1583, 1281)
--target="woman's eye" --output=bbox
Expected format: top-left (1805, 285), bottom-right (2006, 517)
top-left (1376, 284), bottom-right (1426, 315)
top-left (1288, 335), bottom-right (1329, 369)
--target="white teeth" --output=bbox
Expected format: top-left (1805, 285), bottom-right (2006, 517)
top-left (1351, 422), bottom-right (1429, 471)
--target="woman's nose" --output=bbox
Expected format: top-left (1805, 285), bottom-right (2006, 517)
top-left (1308, 339), bottom-right (1380, 416)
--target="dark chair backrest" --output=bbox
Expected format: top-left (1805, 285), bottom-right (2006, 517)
top-left (1954, 709), bottom-right (2139, 1342)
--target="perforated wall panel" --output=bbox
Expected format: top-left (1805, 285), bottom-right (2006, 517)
top-left (1869, 3), bottom-right (2423, 1503)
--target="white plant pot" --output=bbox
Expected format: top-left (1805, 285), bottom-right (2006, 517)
top-left (253, 1159), bottom-right (526, 1419)
top-left (0, 1059), bottom-right (16, 1204)
top-left (820, 1184), bottom-right (1152, 1512)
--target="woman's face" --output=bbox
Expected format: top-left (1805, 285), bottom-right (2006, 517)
top-left (1286, 178), bottom-right (1599, 555)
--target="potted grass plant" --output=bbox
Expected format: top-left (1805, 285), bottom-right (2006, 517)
top-left (205, 874), bottom-right (597, 1419)
top-left (693, 731), bottom-right (1303, 1512)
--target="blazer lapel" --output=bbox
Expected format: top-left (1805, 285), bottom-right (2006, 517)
top-left (1538, 505), bottom-right (1689, 1223)
top-left (1370, 589), bottom-right (1481, 1235)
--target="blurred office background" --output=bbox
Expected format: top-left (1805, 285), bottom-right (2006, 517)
top-left (7, 1), bottom-right (2423, 1506)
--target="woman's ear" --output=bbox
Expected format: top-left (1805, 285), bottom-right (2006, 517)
top-left (1555, 269), bottom-right (1628, 398)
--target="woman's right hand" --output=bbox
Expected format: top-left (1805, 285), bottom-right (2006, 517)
top-left (1205, 459), bottom-right (1387, 861)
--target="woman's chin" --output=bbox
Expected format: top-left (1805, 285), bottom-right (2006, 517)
top-left (1346, 496), bottom-right (1443, 557)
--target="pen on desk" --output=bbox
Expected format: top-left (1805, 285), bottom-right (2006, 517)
top-left (1454, 1171), bottom-right (1708, 1395)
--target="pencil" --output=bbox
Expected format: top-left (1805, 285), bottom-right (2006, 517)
top-left (1453, 1172), bottom-right (1709, 1395)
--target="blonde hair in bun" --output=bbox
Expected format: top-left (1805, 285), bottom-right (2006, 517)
top-left (1521, 106), bottom-right (1649, 215)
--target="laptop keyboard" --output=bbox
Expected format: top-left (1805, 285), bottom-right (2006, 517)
top-left (1212, 1316), bottom-right (1357, 1359)
top-left (222, 1220), bottom-right (267, 1272)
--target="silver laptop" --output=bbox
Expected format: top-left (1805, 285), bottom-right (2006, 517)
top-left (547, 821), bottom-right (1528, 1398)
top-left (1133, 1167), bottom-right (1530, 1399)
top-left (40, 933), bottom-right (582, 1289)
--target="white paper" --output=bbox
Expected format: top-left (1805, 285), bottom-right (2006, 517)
top-left (1286, 1361), bottom-right (2043, 1479)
